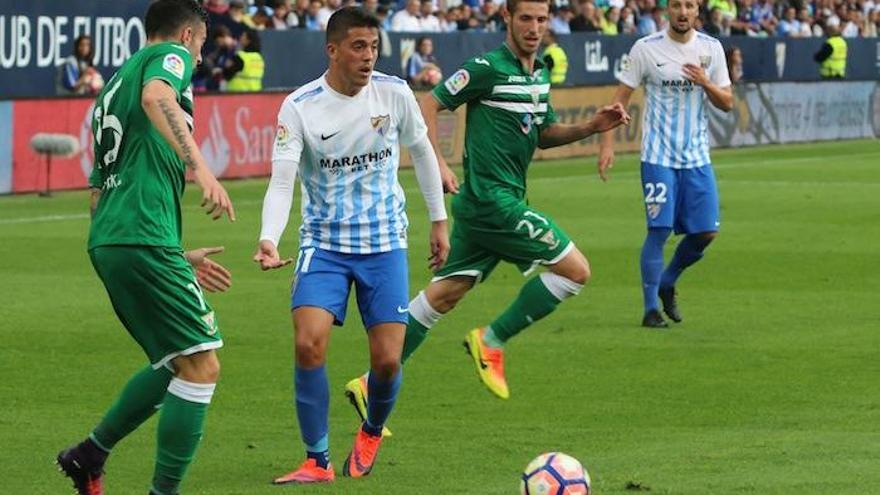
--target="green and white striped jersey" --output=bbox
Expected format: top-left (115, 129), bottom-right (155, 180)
top-left (432, 43), bottom-right (557, 219)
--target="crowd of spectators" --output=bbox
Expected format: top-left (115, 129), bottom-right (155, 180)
top-left (190, 0), bottom-right (874, 91)
top-left (203, 0), bottom-right (878, 36)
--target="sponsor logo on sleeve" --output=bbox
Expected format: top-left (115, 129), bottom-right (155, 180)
top-left (275, 123), bottom-right (290, 149)
top-left (444, 69), bottom-right (470, 95)
top-left (163, 53), bottom-right (185, 79)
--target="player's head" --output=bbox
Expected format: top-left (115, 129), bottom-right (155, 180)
top-left (667, 0), bottom-right (700, 35)
top-left (326, 7), bottom-right (381, 91)
top-left (503, 0), bottom-right (550, 57)
top-left (145, 0), bottom-right (209, 65)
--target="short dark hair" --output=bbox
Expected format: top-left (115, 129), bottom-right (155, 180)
top-left (145, 0), bottom-right (208, 38)
top-left (243, 28), bottom-right (262, 52)
top-left (326, 7), bottom-right (381, 44)
top-left (506, 0), bottom-right (551, 15)
top-left (211, 24), bottom-right (231, 40)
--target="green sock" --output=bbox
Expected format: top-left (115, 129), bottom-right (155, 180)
top-left (152, 380), bottom-right (214, 495)
top-left (401, 315), bottom-right (430, 363)
top-left (91, 365), bottom-right (173, 451)
top-left (488, 276), bottom-right (562, 344)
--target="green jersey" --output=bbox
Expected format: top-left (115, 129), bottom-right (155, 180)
top-left (432, 43), bottom-right (557, 220)
top-left (88, 42), bottom-right (195, 250)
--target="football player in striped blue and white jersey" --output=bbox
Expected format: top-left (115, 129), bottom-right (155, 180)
top-left (252, 7), bottom-right (448, 484)
top-left (598, 0), bottom-right (733, 328)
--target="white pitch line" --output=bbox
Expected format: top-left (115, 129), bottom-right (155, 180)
top-left (3, 150), bottom-right (878, 225)
top-left (0, 213), bottom-right (90, 225)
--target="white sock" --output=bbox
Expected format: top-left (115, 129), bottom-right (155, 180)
top-left (409, 290), bottom-right (443, 328)
top-left (539, 272), bottom-right (584, 301)
top-left (167, 378), bottom-right (216, 404)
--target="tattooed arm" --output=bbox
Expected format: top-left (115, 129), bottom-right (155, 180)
top-left (141, 80), bottom-right (235, 220)
top-left (142, 80), bottom-right (202, 170)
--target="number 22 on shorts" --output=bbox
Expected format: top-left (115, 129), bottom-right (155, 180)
top-left (644, 182), bottom-right (667, 204)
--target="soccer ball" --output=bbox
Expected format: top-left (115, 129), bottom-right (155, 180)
top-left (83, 67), bottom-right (105, 95)
top-left (521, 452), bottom-right (591, 495)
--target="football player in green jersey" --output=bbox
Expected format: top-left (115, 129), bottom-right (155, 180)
top-left (345, 0), bottom-right (630, 426)
top-left (56, 2), bottom-right (235, 495)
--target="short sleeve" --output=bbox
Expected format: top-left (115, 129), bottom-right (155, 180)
top-left (397, 86), bottom-right (428, 147)
top-left (142, 44), bottom-right (193, 101)
top-left (273, 98), bottom-right (304, 163)
top-left (710, 42), bottom-right (732, 88)
top-left (431, 57), bottom-right (495, 111)
top-left (617, 41), bottom-right (646, 89)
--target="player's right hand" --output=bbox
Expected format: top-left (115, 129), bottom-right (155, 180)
top-left (597, 146), bottom-right (615, 182)
top-left (439, 156), bottom-right (459, 194)
top-left (194, 166), bottom-right (236, 221)
top-left (428, 220), bottom-right (450, 272)
top-left (253, 240), bottom-right (294, 271)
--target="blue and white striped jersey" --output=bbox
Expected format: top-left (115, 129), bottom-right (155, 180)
top-left (272, 72), bottom-right (427, 254)
top-left (619, 31), bottom-right (731, 169)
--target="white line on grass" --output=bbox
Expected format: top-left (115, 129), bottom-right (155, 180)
top-left (0, 213), bottom-right (90, 225)
top-left (3, 150), bottom-right (877, 225)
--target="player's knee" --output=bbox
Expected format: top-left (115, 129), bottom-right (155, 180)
top-left (569, 260), bottom-right (591, 285)
top-left (201, 359), bottom-right (221, 383)
top-left (295, 336), bottom-right (326, 368)
top-left (370, 356), bottom-right (400, 380)
top-left (426, 279), bottom-right (472, 313)
top-left (557, 256), bottom-right (590, 285)
top-left (702, 231), bottom-right (718, 243)
top-left (175, 351), bottom-right (220, 383)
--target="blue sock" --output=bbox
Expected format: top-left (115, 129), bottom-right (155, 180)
top-left (294, 365), bottom-right (329, 468)
top-left (641, 228), bottom-right (671, 313)
top-left (660, 234), bottom-right (713, 289)
top-left (364, 369), bottom-right (402, 437)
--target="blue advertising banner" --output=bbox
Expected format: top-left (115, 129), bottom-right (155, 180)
top-left (0, 0), bottom-right (151, 98)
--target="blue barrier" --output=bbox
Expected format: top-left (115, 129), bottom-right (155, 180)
top-left (0, 101), bottom-right (11, 193)
top-left (262, 31), bottom-right (880, 89)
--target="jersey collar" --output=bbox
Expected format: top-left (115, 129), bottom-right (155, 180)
top-left (500, 42), bottom-right (545, 75)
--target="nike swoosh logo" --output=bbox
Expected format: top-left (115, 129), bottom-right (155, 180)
top-left (320, 131), bottom-right (340, 141)
top-left (656, 62), bottom-right (668, 67)
top-left (396, 306), bottom-right (408, 314)
top-left (351, 447), bottom-right (375, 475)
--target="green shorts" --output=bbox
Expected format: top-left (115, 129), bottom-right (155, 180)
top-left (89, 246), bottom-right (222, 369)
top-left (434, 203), bottom-right (574, 284)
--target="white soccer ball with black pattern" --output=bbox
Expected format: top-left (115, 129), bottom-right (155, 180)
top-left (520, 452), bottom-right (591, 495)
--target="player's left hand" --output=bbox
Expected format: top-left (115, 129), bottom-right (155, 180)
top-left (428, 220), bottom-right (450, 272)
top-left (590, 103), bottom-right (631, 134)
top-left (185, 246), bottom-right (232, 293)
top-left (682, 63), bottom-right (710, 87)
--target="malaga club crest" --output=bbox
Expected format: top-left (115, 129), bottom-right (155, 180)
top-left (647, 204), bottom-right (662, 219)
top-left (371, 114), bottom-right (390, 136)
top-left (699, 55), bottom-right (711, 69)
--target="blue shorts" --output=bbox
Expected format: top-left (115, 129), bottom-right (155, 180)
top-left (640, 162), bottom-right (720, 234)
top-left (290, 247), bottom-right (409, 329)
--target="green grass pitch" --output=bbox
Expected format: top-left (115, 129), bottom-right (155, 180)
top-left (1, 139), bottom-right (878, 494)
